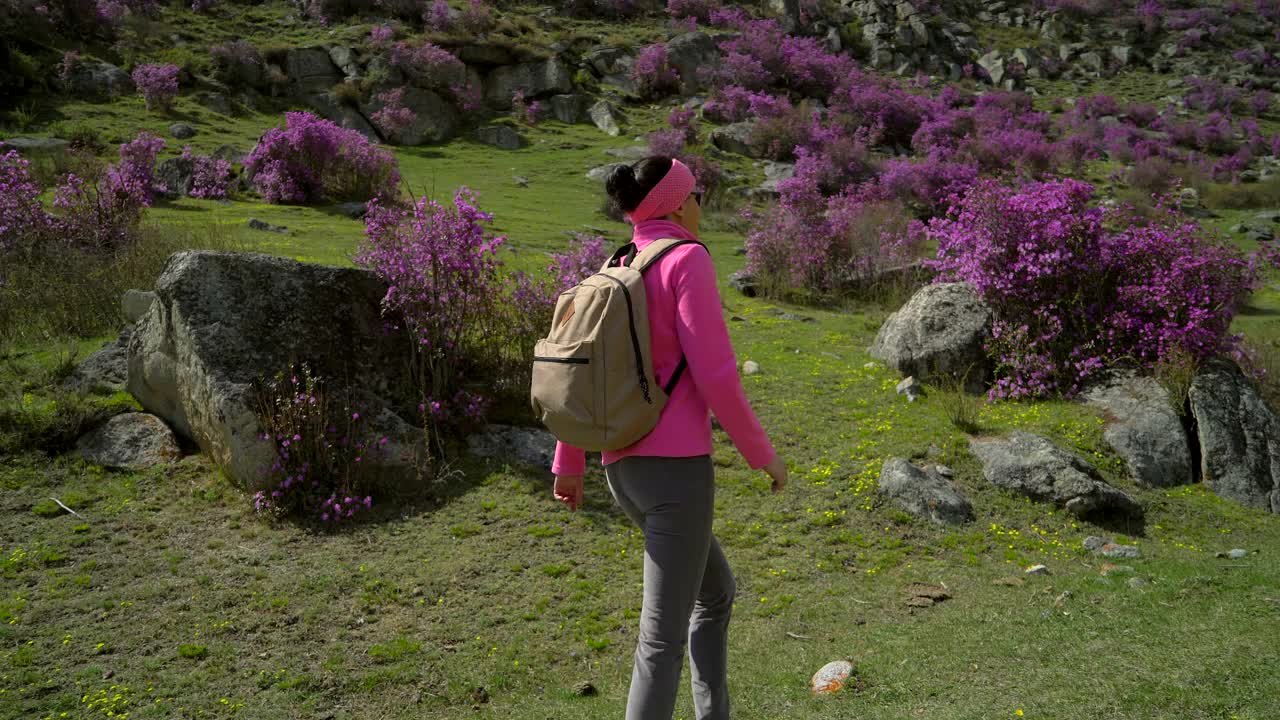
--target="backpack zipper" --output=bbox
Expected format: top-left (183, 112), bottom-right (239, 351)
top-left (533, 356), bottom-right (589, 364)
top-left (600, 274), bottom-right (653, 404)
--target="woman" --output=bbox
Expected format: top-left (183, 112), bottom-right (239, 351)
top-left (551, 156), bottom-right (788, 720)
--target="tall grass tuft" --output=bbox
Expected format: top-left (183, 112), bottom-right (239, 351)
top-left (931, 367), bottom-right (983, 434)
top-left (0, 223), bottom-right (246, 350)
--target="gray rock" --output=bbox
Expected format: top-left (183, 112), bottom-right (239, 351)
top-left (306, 93), bottom-right (380, 142)
top-left (327, 45), bottom-right (360, 80)
top-left (547, 94), bottom-right (587, 124)
top-left (1111, 45), bottom-right (1136, 67)
top-left (484, 59), bottom-right (573, 108)
top-left (1083, 535), bottom-right (1107, 552)
top-left (868, 283), bottom-right (993, 392)
top-left (333, 201), bottom-right (368, 219)
top-left (247, 218), bottom-right (288, 233)
top-left (665, 32), bottom-right (719, 95)
top-left (156, 157), bottom-right (196, 199)
top-left (810, 660), bottom-right (855, 695)
top-left (728, 271), bottom-right (757, 298)
top-left (604, 145), bottom-right (649, 161)
top-left (1082, 372), bottom-right (1193, 487)
top-left (362, 87), bottom-right (460, 145)
top-left (896, 376), bottom-right (923, 401)
top-left (586, 163), bottom-right (628, 182)
top-left (474, 125), bottom-right (526, 150)
top-left (123, 290), bottom-right (157, 324)
top-left (1188, 358), bottom-right (1280, 513)
top-left (77, 413), bottom-right (181, 470)
top-left (63, 328), bottom-right (131, 394)
top-left (1025, 564), bottom-right (1050, 575)
top-left (710, 122), bottom-right (767, 158)
top-left (756, 161), bottom-right (795, 197)
top-left (1101, 543), bottom-right (1141, 559)
top-left (286, 47), bottom-right (342, 95)
top-left (742, 360), bottom-right (760, 376)
top-left (583, 46), bottom-right (630, 77)
top-left (879, 457), bottom-right (974, 525)
top-left (127, 251), bottom-right (425, 490)
top-left (211, 144), bottom-right (246, 165)
top-left (200, 92), bottom-right (237, 117)
top-left (969, 432), bottom-right (1145, 525)
top-left (1225, 548), bottom-right (1249, 559)
top-left (1254, 210), bottom-right (1280, 223)
top-left (978, 50), bottom-right (1006, 85)
top-left (466, 424), bottom-right (555, 468)
top-left (63, 60), bottom-right (134, 99)
top-left (170, 123), bottom-right (197, 140)
top-left (2, 137), bottom-right (71, 160)
top-left (1127, 577), bottom-right (1150, 588)
top-left (1078, 51), bottom-right (1104, 73)
top-left (589, 100), bottom-right (624, 137)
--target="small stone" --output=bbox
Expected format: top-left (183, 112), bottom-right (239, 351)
top-left (935, 464), bottom-right (954, 478)
top-left (247, 218), bottom-right (288, 234)
top-left (1053, 590), bottom-right (1072, 608)
top-left (513, 175), bottom-right (529, 187)
top-left (906, 583), bottom-right (950, 601)
top-left (1100, 563), bottom-right (1134, 576)
top-left (742, 360), bottom-right (761, 375)
top-left (896, 376), bottom-right (923, 401)
top-left (810, 659), bottom-right (855, 695)
top-left (1083, 535), bottom-right (1107, 552)
top-left (572, 680), bottom-right (597, 697)
top-left (1226, 548), bottom-right (1249, 559)
top-left (864, 362), bottom-right (878, 369)
top-left (906, 596), bottom-right (935, 607)
top-left (1100, 543), bottom-right (1141, 559)
top-left (170, 123), bottom-right (197, 139)
top-left (1025, 564), bottom-right (1050, 576)
top-left (1127, 577), bottom-right (1150, 589)
top-left (103, 670), bottom-right (114, 679)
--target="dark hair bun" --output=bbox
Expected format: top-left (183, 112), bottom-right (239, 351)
top-left (605, 156), bottom-right (674, 213)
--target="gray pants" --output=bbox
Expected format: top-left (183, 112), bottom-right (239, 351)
top-left (605, 455), bottom-right (736, 720)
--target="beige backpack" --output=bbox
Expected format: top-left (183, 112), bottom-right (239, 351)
top-left (530, 238), bottom-right (706, 452)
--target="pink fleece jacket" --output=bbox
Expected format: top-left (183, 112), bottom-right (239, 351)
top-left (551, 219), bottom-right (776, 476)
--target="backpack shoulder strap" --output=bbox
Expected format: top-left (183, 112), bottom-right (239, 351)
top-left (630, 238), bottom-right (708, 274)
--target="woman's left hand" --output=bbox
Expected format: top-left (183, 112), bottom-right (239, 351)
top-left (554, 474), bottom-right (584, 512)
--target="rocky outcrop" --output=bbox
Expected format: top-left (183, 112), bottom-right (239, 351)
top-left (484, 58), bottom-right (573, 108)
top-left (869, 283), bottom-right (992, 392)
top-left (127, 251), bottom-right (424, 490)
top-left (1188, 358), bottom-right (1280, 514)
top-left (1082, 372), bottom-right (1194, 488)
top-left (879, 458), bottom-right (974, 525)
top-left (969, 432), bottom-right (1144, 527)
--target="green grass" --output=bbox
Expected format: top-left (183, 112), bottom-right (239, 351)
top-left (2, 15), bottom-right (1280, 718)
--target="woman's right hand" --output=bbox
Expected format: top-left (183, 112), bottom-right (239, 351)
top-left (763, 455), bottom-right (788, 493)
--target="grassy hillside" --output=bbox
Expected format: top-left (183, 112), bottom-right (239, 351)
top-left (2, 1), bottom-right (1280, 718)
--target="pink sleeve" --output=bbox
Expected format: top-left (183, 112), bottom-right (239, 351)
top-left (552, 441), bottom-right (586, 476)
top-left (671, 248), bottom-right (776, 469)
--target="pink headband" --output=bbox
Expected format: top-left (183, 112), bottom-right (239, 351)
top-left (625, 158), bottom-right (696, 224)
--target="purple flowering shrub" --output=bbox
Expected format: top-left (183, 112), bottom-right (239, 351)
top-left (631, 44), bottom-right (681, 99)
top-left (369, 23), bottom-right (395, 46)
top-left (370, 88), bottom-right (418, 139)
top-left (355, 189), bottom-right (506, 435)
top-left (0, 146), bottom-right (55, 255)
top-left (702, 85), bottom-right (793, 123)
top-left (459, 0), bottom-right (495, 32)
top-left (182, 146), bottom-right (234, 200)
top-left (511, 90), bottom-right (542, 125)
top-left (251, 364), bottom-right (384, 526)
top-left (506, 233), bottom-right (609, 364)
top-left (929, 178), bottom-right (1258, 399)
top-left (389, 41), bottom-right (465, 90)
top-left (245, 112), bottom-right (400, 204)
top-left (131, 63), bottom-right (179, 112)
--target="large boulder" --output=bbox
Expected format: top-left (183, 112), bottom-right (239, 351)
top-left (484, 59), bottom-right (573, 108)
top-left (156, 156), bottom-right (196, 199)
top-left (869, 283), bottom-right (993, 391)
top-left (1188, 358), bottom-right (1280, 513)
top-left (474, 125), bottom-right (525, 150)
top-left (589, 100), bottom-right (624, 137)
top-left (361, 87), bottom-right (460, 145)
top-left (547, 93), bottom-right (587, 124)
top-left (286, 47), bottom-right (342, 95)
top-left (127, 251), bottom-right (424, 490)
top-left (665, 32), bottom-right (720, 95)
top-left (1082, 372), bottom-right (1193, 488)
top-left (64, 328), bottom-right (131, 394)
top-left (969, 432), bottom-right (1144, 527)
top-left (878, 458), bottom-right (974, 525)
top-left (306, 94), bottom-right (380, 142)
top-left (77, 413), bottom-right (181, 470)
top-left (2, 137), bottom-right (71, 163)
top-left (709, 122), bottom-right (768, 158)
top-left (62, 60), bottom-right (134, 99)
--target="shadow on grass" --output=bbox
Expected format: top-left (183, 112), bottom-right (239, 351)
top-left (1238, 303), bottom-right (1280, 317)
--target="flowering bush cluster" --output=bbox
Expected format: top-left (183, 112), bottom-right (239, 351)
top-left (251, 364), bottom-right (383, 526)
top-left (369, 23), bottom-right (395, 46)
top-left (181, 146), bottom-right (234, 200)
top-left (370, 88), bottom-right (418, 139)
top-left (423, 0), bottom-right (450, 30)
top-left (929, 178), bottom-right (1259, 399)
top-left (245, 112), bottom-right (400, 204)
top-left (506, 233), bottom-right (609, 364)
top-left (511, 90), bottom-right (542, 125)
top-left (131, 63), bottom-right (179, 112)
top-left (630, 43), bottom-right (680, 99)
top-left (388, 41), bottom-right (465, 90)
top-left (355, 189), bottom-right (506, 436)
top-left (0, 146), bottom-right (53, 255)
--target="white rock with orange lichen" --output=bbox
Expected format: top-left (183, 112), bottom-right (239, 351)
top-left (810, 660), bottom-right (855, 695)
